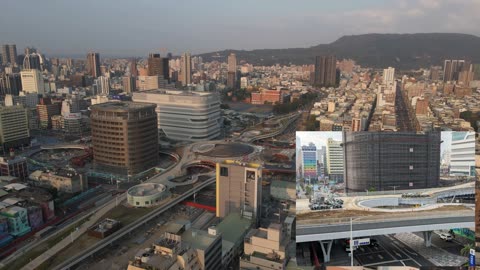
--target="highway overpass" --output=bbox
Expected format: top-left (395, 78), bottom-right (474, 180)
top-left (297, 213), bottom-right (474, 242)
top-left (297, 213), bottom-right (474, 262)
top-left (50, 178), bottom-right (215, 270)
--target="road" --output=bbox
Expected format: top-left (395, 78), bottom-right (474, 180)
top-left (395, 82), bottom-right (415, 131)
top-left (297, 214), bottom-right (474, 242)
top-left (52, 177), bottom-right (216, 270)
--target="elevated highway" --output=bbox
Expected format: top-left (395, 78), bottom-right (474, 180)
top-left (297, 211), bottom-right (474, 262)
top-left (297, 212), bottom-right (474, 242)
top-left (53, 177), bottom-right (216, 270)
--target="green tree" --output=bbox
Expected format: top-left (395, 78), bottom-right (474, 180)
top-left (460, 243), bottom-right (474, 257)
top-left (305, 185), bottom-right (312, 196)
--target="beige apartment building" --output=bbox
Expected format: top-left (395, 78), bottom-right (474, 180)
top-left (216, 160), bottom-right (262, 222)
top-left (240, 223), bottom-right (290, 270)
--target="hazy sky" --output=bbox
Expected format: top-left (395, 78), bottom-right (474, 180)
top-left (2, 0), bottom-right (480, 57)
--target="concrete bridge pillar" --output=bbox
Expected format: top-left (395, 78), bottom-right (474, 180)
top-left (422, 231), bottom-right (433, 247)
top-left (319, 240), bottom-right (333, 262)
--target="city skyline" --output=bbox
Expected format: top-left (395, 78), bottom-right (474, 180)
top-left (2, 1), bottom-right (480, 57)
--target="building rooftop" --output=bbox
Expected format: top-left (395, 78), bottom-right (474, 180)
top-left (215, 213), bottom-right (252, 244)
top-left (220, 160), bottom-right (262, 169)
top-left (181, 228), bottom-right (219, 251)
top-left (127, 183), bottom-right (167, 197)
top-left (138, 89), bottom-right (213, 97)
top-left (90, 101), bottom-right (156, 112)
top-left (91, 218), bottom-right (120, 233)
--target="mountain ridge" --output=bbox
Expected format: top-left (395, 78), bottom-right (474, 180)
top-left (197, 33), bottom-right (480, 69)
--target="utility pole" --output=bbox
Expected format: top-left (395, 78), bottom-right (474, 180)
top-left (350, 217), bottom-right (353, 267)
top-left (389, 185), bottom-right (400, 195)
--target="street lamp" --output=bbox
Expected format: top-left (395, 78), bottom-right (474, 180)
top-left (389, 185), bottom-right (400, 195)
top-left (350, 217), bottom-right (354, 267)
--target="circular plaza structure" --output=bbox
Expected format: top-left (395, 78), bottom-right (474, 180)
top-left (127, 183), bottom-right (170, 207)
top-left (193, 142), bottom-right (255, 158)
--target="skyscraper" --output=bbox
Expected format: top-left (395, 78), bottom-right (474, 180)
top-left (122, 76), bottom-right (136, 94)
top-left (86, 52), bottom-right (101, 78)
top-left (20, 69), bottom-right (45, 95)
top-left (227, 53), bottom-right (237, 73)
top-left (326, 138), bottom-right (344, 182)
top-left (91, 102), bottom-right (158, 176)
top-left (130, 58), bottom-right (138, 77)
top-left (227, 53), bottom-right (237, 88)
top-left (382, 67), bottom-right (395, 85)
top-left (96, 76), bottom-right (110, 96)
top-left (23, 53), bottom-right (42, 70)
top-left (301, 143), bottom-right (317, 180)
top-left (1, 45), bottom-right (8, 65)
top-left (147, 53), bottom-right (169, 80)
top-left (216, 160), bottom-right (262, 221)
top-left (443, 59), bottom-right (465, 82)
top-left (314, 55), bottom-right (337, 87)
top-left (0, 73), bottom-right (22, 96)
top-left (180, 52), bottom-right (191, 86)
top-left (1, 44), bottom-right (18, 65)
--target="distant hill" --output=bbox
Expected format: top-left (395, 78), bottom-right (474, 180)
top-left (197, 33), bottom-right (480, 69)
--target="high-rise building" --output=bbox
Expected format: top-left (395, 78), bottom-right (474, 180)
top-left (122, 76), bottom-right (135, 94)
top-left (130, 58), bottom-right (138, 77)
top-left (90, 102), bottom-right (158, 176)
top-left (36, 98), bottom-right (61, 129)
top-left (326, 138), bottom-right (344, 182)
top-left (227, 72), bottom-right (236, 89)
top-left (96, 76), bottom-right (110, 95)
top-left (227, 53), bottom-right (237, 88)
top-left (136, 75), bottom-right (171, 91)
top-left (133, 90), bottom-right (221, 141)
top-left (20, 69), bottom-right (45, 95)
top-left (86, 52), bottom-right (101, 78)
top-left (382, 67), bottom-right (395, 85)
top-left (1, 44), bottom-right (17, 65)
top-left (343, 132), bottom-right (441, 192)
top-left (0, 106), bottom-right (30, 151)
top-left (0, 73), bottom-right (22, 96)
top-left (314, 55), bottom-right (338, 87)
top-left (23, 53), bottom-right (42, 70)
top-left (180, 52), bottom-right (192, 86)
top-left (216, 160), bottom-right (262, 221)
top-left (458, 63), bottom-right (475, 86)
top-left (227, 53), bottom-right (237, 73)
top-left (147, 53), bottom-right (169, 80)
top-left (443, 59), bottom-right (465, 82)
top-left (301, 143), bottom-right (317, 180)
top-left (450, 131), bottom-right (475, 177)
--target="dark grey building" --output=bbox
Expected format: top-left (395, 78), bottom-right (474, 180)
top-left (314, 55), bottom-right (338, 87)
top-left (147, 53), bottom-right (169, 80)
top-left (343, 132), bottom-right (441, 192)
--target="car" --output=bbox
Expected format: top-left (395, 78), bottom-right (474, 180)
top-left (369, 238), bottom-right (379, 247)
top-left (439, 233), bottom-right (453, 241)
